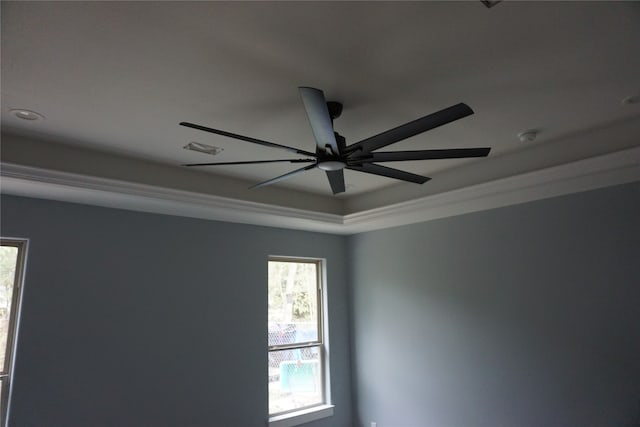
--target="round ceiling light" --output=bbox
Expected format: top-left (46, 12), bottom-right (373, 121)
top-left (10, 109), bottom-right (45, 121)
top-left (317, 160), bottom-right (346, 171)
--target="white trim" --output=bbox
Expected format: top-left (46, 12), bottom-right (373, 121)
top-left (1, 146), bottom-right (639, 235)
top-left (342, 146), bottom-right (640, 233)
top-left (0, 238), bottom-right (29, 427)
top-left (269, 404), bottom-right (334, 427)
top-left (0, 163), bottom-right (344, 233)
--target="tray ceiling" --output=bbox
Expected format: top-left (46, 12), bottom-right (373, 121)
top-left (2, 1), bottom-right (639, 211)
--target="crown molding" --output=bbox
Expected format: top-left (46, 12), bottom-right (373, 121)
top-left (2, 146), bottom-right (639, 235)
top-left (0, 163), bottom-right (345, 233)
top-left (343, 146), bottom-right (640, 233)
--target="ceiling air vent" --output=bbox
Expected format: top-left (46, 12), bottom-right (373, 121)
top-left (183, 141), bottom-right (224, 156)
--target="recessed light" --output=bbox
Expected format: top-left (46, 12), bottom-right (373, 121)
top-left (10, 109), bottom-right (45, 121)
top-left (517, 130), bottom-right (538, 143)
top-left (183, 141), bottom-right (224, 156)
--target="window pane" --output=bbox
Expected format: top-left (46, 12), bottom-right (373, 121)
top-left (268, 346), bottom-right (323, 414)
top-left (0, 246), bottom-right (18, 371)
top-left (268, 261), bottom-right (318, 346)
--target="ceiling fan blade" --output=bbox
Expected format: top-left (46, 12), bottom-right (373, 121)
top-left (184, 159), bottom-right (315, 167)
top-left (347, 163), bottom-right (430, 184)
top-left (250, 164), bottom-right (317, 189)
top-left (325, 170), bottom-right (345, 194)
top-left (180, 122), bottom-right (317, 157)
top-left (351, 147), bottom-right (491, 163)
top-left (299, 87), bottom-right (340, 155)
top-left (346, 103), bottom-right (474, 154)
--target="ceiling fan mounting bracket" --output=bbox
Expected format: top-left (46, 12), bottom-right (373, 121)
top-left (327, 101), bottom-right (343, 120)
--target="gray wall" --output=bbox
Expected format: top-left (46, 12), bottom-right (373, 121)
top-left (0, 195), bottom-right (352, 427)
top-left (348, 182), bottom-right (640, 427)
top-left (3, 182), bottom-right (640, 427)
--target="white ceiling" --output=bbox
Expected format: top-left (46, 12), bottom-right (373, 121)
top-left (2, 1), bottom-right (639, 210)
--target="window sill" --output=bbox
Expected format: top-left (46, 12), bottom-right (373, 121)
top-left (269, 404), bottom-right (334, 427)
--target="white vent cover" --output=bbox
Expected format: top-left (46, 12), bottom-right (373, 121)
top-left (183, 142), bottom-right (224, 156)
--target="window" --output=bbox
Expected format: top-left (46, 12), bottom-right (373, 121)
top-left (0, 239), bottom-right (27, 426)
top-left (268, 258), bottom-right (331, 424)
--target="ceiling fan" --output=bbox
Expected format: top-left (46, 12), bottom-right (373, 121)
top-left (180, 87), bottom-right (491, 194)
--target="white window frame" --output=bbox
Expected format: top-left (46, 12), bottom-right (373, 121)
top-left (268, 257), bottom-right (333, 427)
top-left (0, 238), bottom-right (28, 427)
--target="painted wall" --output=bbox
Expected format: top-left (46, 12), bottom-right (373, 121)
top-left (0, 195), bottom-right (352, 427)
top-left (348, 182), bottom-right (640, 427)
top-left (3, 182), bottom-right (640, 427)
